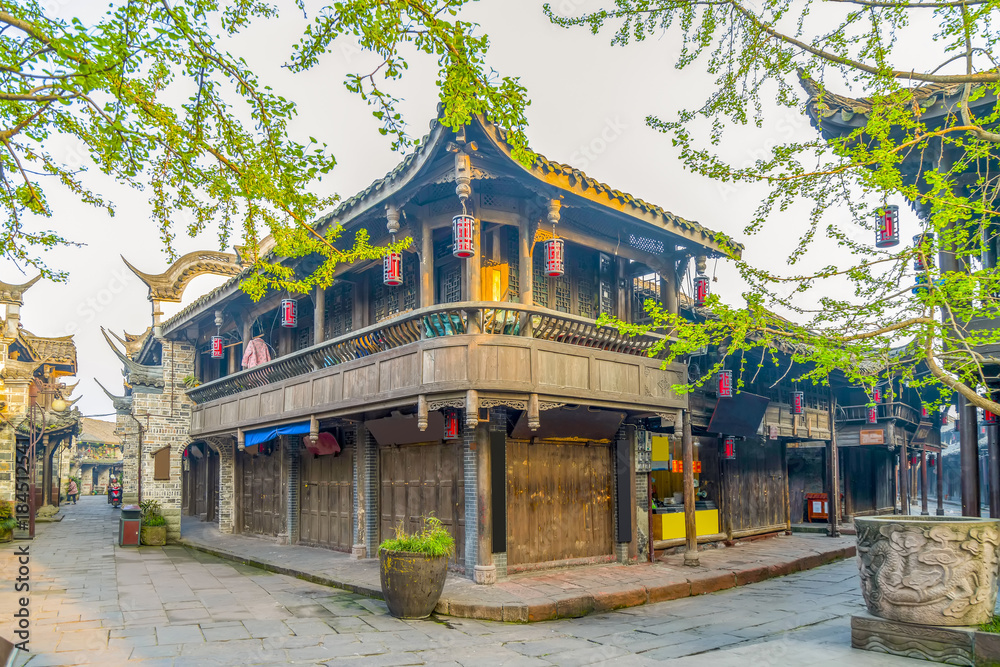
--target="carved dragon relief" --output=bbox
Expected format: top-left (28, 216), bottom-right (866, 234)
top-left (122, 250), bottom-right (243, 303)
top-left (855, 518), bottom-right (1000, 626)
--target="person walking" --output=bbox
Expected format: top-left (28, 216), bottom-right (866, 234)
top-left (67, 478), bottom-right (78, 505)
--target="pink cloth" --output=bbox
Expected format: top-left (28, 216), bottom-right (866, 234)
top-left (241, 337), bottom-right (272, 369)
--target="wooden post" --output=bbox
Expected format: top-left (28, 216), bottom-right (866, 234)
top-left (900, 442), bottom-right (910, 516)
top-left (420, 217), bottom-right (434, 308)
top-left (41, 435), bottom-right (51, 506)
top-left (842, 448), bottom-right (853, 520)
top-left (313, 285), bottom-right (325, 345)
top-left (989, 423), bottom-right (1000, 519)
top-left (474, 420), bottom-right (495, 584)
top-left (682, 412), bottom-right (699, 566)
top-left (518, 215), bottom-right (533, 337)
top-left (936, 447), bottom-right (945, 515)
top-left (827, 387), bottom-right (840, 537)
top-left (921, 446), bottom-right (929, 515)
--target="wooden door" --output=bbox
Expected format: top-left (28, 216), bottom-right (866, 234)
top-left (238, 444), bottom-right (285, 537)
top-left (195, 452), bottom-right (207, 518)
top-left (724, 438), bottom-right (789, 534)
top-left (506, 439), bottom-right (614, 567)
top-left (299, 448), bottom-right (354, 551)
top-left (379, 441), bottom-right (465, 567)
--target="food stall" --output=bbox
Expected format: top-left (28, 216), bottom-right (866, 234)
top-left (649, 434), bottom-right (720, 541)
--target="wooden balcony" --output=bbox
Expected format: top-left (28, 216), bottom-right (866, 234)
top-left (188, 302), bottom-right (687, 438)
top-left (835, 402), bottom-right (920, 426)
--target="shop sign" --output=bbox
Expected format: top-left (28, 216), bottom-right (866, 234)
top-left (860, 429), bottom-right (884, 445)
top-left (671, 460), bottom-right (702, 473)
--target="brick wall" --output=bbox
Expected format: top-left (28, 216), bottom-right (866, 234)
top-left (364, 428), bottom-right (378, 557)
top-left (285, 435), bottom-right (300, 545)
top-left (213, 436), bottom-right (235, 534)
top-left (463, 420), bottom-right (477, 578)
top-left (117, 412), bottom-right (139, 504)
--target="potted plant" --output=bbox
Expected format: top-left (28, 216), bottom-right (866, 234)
top-left (0, 499), bottom-right (16, 543)
top-left (378, 515), bottom-right (455, 619)
top-left (139, 499), bottom-right (167, 546)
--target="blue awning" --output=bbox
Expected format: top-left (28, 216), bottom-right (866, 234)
top-left (244, 421), bottom-right (310, 447)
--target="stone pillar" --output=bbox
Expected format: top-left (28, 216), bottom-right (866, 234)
top-left (212, 436), bottom-right (236, 534)
top-left (353, 425), bottom-right (378, 558)
top-left (474, 414), bottom-right (495, 585)
top-left (900, 444), bottom-right (910, 516)
top-left (961, 396), bottom-right (981, 517)
top-left (348, 425), bottom-right (366, 558)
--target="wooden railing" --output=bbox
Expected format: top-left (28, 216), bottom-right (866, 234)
top-left (188, 302), bottom-right (668, 404)
top-left (835, 402), bottom-right (921, 425)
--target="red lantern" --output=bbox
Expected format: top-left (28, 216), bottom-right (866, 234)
top-left (694, 275), bottom-right (710, 306)
top-left (986, 409), bottom-right (998, 425)
top-left (383, 251), bottom-right (403, 286)
top-left (792, 391), bottom-right (804, 415)
top-left (921, 405), bottom-right (929, 418)
top-left (873, 387), bottom-right (882, 403)
top-left (718, 370), bottom-right (733, 398)
top-left (867, 405), bottom-right (878, 424)
top-left (913, 233), bottom-right (933, 271)
top-left (544, 238), bottom-right (565, 277)
top-left (280, 298), bottom-right (298, 328)
top-left (452, 214), bottom-right (476, 259)
top-left (928, 455), bottom-right (936, 467)
top-left (723, 436), bottom-right (736, 460)
top-left (211, 335), bottom-right (224, 359)
top-left (443, 408), bottom-right (460, 439)
top-left (910, 455), bottom-right (918, 466)
top-left (876, 205), bottom-right (899, 248)
top-left (941, 410), bottom-right (949, 426)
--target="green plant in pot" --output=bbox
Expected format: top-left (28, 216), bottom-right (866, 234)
top-left (139, 499), bottom-right (167, 546)
top-left (0, 499), bottom-right (16, 542)
top-left (378, 515), bottom-right (455, 619)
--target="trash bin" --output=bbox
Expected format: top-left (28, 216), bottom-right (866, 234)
top-left (119, 504), bottom-right (141, 547)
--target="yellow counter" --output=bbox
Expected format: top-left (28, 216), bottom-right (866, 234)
top-left (656, 509), bottom-right (720, 541)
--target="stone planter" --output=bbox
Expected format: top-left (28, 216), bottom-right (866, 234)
top-left (855, 515), bottom-right (1000, 626)
top-left (0, 527), bottom-right (12, 543)
top-left (378, 549), bottom-right (448, 619)
top-left (140, 524), bottom-right (167, 546)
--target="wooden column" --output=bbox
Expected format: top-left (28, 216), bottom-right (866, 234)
top-left (900, 443), bottom-right (910, 515)
top-left (661, 267), bottom-right (679, 316)
top-left (41, 434), bottom-right (51, 506)
top-left (420, 217), bottom-right (434, 308)
top-left (518, 215), bottom-right (533, 337)
top-left (313, 285), bottom-right (325, 345)
top-left (682, 412), bottom-right (699, 566)
top-left (826, 387), bottom-right (840, 537)
top-left (474, 421), bottom-right (495, 584)
top-left (921, 446), bottom-right (929, 515)
top-left (989, 423), bottom-right (1000, 519)
top-left (842, 449), bottom-right (853, 520)
top-left (936, 448), bottom-right (945, 515)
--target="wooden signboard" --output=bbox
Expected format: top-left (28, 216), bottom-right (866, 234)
top-left (860, 429), bottom-right (885, 445)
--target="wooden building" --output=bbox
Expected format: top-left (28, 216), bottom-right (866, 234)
top-left (114, 112), bottom-right (743, 577)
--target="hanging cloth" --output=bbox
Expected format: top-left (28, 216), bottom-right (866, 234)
top-left (241, 337), bottom-right (272, 369)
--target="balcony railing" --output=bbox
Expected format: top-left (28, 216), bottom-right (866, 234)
top-left (836, 402), bottom-right (920, 425)
top-left (188, 302), bottom-right (668, 405)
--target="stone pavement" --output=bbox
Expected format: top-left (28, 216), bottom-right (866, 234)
top-left (0, 495), bottom-right (927, 666)
top-left (180, 516), bottom-right (857, 622)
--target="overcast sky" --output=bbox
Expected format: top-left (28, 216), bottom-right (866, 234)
top-left (6, 0), bottom-right (947, 420)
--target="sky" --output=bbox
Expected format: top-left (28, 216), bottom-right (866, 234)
top-left (4, 0), bottom-right (954, 420)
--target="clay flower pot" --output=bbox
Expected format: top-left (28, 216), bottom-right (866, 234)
top-left (855, 515), bottom-right (1000, 626)
top-left (378, 549), bottom-right (448, 619)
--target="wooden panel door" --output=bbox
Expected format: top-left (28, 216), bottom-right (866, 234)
top-left (506, 439), bottom-right (614, 567)
top-left (724, 438), bottom-right (789, 533)
top-left (238, 445), bottom-right (285, 538)
top-left (299, 447), bottom-right (354, 551)
top-left (379, 441), bottom-right (465, 567)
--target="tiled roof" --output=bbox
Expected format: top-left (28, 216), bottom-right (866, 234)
top-left (161, 113), bottom-right (739, 332)
top-left (19, 330), bottom-right (77, 368)
top-left (78, 417), bottom-right (119, 444)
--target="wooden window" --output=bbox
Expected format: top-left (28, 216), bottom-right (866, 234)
top-left (153, 446), bottom-right (170, 480)
top-left (325, 282), bottom-right (354, 338)
top-left (370, 254), bottom-right (419, 322)
top-left (506, 227), bottom-right (520, 302)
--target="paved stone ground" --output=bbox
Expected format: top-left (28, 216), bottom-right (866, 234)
top-left (0, 496), bottom-right (928, 666)
top-left (181, 515), bottom-right (857, 622)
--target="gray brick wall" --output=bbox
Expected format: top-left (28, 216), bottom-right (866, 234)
top-left (364, 428), bottom-right (378, 557)
top-left (463, 415), bottom-right (477, 577)
top-left (286, 435), bottom-right (300, 545)
top-left (347, 426), bottom-right (359, 547)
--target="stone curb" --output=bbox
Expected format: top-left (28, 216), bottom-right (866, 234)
top-left (178, 538), bottom-right (856, 624)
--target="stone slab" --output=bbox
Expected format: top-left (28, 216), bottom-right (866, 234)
top-left (849, 612), bottom-right (1000, 666)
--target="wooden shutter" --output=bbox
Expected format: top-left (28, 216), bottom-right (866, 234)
top-left (153, 446), bottom-right (170, 480)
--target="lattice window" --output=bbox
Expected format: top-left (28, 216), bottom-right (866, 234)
top-left (629, 234), bottom-right (665, 255)
top-left (507, 227), bottom-right (519, 303)
top-left (373, 279), bottom-right (394, 322)
top-left (435, 234), bottom-right (452, 260)
top-left (441, 264), bottom-right (462, 303)
top-left (296, 326), bottom-right (312, 351)
top-left (555, 272), bottom-right (571, 313)
top-left (599, 253), bottom-right (614, 316)
top-left (533, 252), bottom-right (548, 307)
top-left (402, 253), bottom-right (418, 311)
top-left (326, 282), bottom-right (353, 338)
top-left (481, 193), bottom-right (518, 212)
top-left (578, 258), bottom-right (595, 319)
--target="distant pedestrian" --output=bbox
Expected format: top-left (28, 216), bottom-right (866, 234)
top-left (67, 479), bottom-right (78, 504)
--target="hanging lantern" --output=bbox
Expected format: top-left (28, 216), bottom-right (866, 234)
top-left (383, 251), bottom-right (403, 286)
top-left (921, 405), bottom-right (929, 418)
top-left (211, 335), bottom-right (224, 359)
top-left (913, 233), bottom-right (933, 271)
top-left (452, 214), bottom-right (476, 259)
top-left (867, 405), bottom-right (878, 424)
top-left (875, 204), bottom-right (899, 248)
top-left (723, 436), bottom-right (736, 460)
top-left (280, 298), bottom-right (298, 328)
top-left (443, 408), bottom-right (460, 439)
top-left (910, 455), bottom-right (919, 466)
top-left (941, 410), bottom-right (949, 426)
top-left (694, 275), bottom-right (710, 307)
top-left (544, 238), bottom-right (565, 277)
top-left (985, 409), bottom-right (999, 425)
top-left (792, 391), bottom-right (804, 415)
top-left (717, 370), bottom-right (733, 398)
top-left (928, 455), bottom-right (936, 467)
top-left (873, 386), bottom-right (882, 403)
